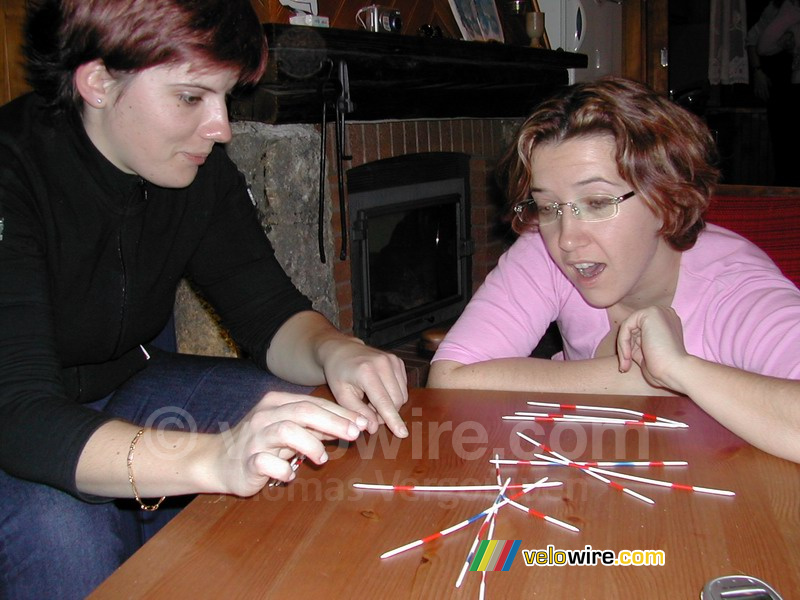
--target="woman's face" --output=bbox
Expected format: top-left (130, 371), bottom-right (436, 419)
top-left (530, 135), bottom-right (680, 313)
top-left (84, 61), bottom-right (239, 188)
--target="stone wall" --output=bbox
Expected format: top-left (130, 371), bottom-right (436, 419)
top-left (174, 118), bottom-right (521, 356)
top-left (174, 122), bottom-right (336, 356)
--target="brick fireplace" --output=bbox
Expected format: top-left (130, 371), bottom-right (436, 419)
top-left (329, 118), bottom-right (517, 335)
top-left (173, 116), bottom-right (521, 378)
top-left (172, 24), bottom-right (580, 379)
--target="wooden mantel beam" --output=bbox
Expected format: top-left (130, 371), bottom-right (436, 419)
top-left (231, 24), bottom-right (587, 124)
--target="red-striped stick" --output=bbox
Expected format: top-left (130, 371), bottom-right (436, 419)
top-left (517, 432), bottom-right (655, 505)
top-left (525, 401), bottom-right (687, 427)
top-left (267, 454), bottom-right (306, 487)
top-left (354, 481), bottom-right (562, 493)
top-left (504, 497), bottom-right (580, 532)
top-left (480, 473), bottom-right (501, 599)
top-left (504, 413), bottom-right (684, 428)
top-left (379, 478), bottom-right (549, 560)
top-left (455, 478), bottom-right (511, 588)
top-left (568, 462), bottom-right (735, 497)
top-left (490, 458), bottom-right (687, 468)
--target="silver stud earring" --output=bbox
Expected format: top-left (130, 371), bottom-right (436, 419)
top-left (96, 98), bottom-right (103, 104)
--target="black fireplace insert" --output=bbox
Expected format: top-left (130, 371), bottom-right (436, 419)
top-left (348, 152), bottom-right (473, 347)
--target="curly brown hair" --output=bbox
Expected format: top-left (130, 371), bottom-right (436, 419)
top-left (500, 77), bottom-right (720, 251)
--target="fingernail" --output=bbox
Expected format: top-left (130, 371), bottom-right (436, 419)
top-left (355, 415), bottom-right (369, 429)
top-left (398, 425), bottom-right (409, 438)
top-left (319, 451), bottom-right (328, 464)
top-left (347, 423), bottom-right (360, 438)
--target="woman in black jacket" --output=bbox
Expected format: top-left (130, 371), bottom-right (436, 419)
top-left (0, 1), bottom-right (408, 597)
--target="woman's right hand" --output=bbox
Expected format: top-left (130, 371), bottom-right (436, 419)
top-left (616, 305), bottom-right (689, 394)
top-left (211, 392), bottom-right (369, 497)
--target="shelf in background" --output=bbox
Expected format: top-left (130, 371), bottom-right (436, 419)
top-left (231, 24), bottom-right (587, 124)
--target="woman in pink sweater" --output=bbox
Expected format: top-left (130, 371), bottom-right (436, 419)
top-left (429, 77), bottom-right (800, 462)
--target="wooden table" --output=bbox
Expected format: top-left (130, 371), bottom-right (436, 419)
top-left (90, 388), bottom-right (800, 599)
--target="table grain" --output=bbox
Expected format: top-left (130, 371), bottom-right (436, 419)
top-left (90, 388), bottom-right (800, 599)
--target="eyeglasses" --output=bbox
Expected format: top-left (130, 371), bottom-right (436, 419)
top-left (513, 191), bottom-right (637, 226)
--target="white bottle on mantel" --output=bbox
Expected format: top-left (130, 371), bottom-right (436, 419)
top-left (537, 0), bottom-right (623, 84)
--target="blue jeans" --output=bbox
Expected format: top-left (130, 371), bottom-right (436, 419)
top-left (0, 351), bottom-right (312, 600)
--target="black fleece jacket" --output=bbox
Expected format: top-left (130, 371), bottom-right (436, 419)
top-left (0, 93), bottom-right (312, 497)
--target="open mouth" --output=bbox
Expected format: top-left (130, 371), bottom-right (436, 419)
top-left (573, 262), bottom-right (606, 278)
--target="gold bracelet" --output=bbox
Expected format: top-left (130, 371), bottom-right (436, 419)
top-left (127, 428), bottom-right (166, 512)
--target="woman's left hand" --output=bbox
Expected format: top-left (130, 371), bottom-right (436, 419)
top-left (320, 338), bottom-right (409, 437)
top-left (267, 311), bottom-right (409, 438)
top-left (616, 305), bottom-right (689, 393)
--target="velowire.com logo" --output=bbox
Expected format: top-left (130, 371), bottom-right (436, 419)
top-left (468, 540), bottom-right (522, 572)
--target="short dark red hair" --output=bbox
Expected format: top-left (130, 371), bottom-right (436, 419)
top-left (24, 0), bottom-right (268, 115)
top-left (501, 77), bottom-right (720, 251)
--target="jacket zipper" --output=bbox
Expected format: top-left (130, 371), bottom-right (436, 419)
top-left (112, 179), bottom-right (147, 354)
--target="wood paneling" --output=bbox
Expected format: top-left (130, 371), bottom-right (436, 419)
top-left (1, 0), bottom-right (30, 104)
top-left (645, 0), bottom-right (669, 94)
top-left (621, 0), bottom-right (668, 93)
top-left (621, 0), bottom-right (645, 82)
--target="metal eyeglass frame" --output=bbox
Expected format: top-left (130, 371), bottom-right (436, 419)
top-left (513, 191), bottom-right (637, 225)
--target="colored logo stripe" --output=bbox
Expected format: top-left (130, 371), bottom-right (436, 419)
top-left (484, 540), bottom-right (504, 571)
top-left (495, 539), bottom-right (518, 571)
top-left (469, 538), bottom-right (491, 570)
top-left (469, 540), bottom-right (521, 572)
top-left (477, 540), bottom-right (498, 571)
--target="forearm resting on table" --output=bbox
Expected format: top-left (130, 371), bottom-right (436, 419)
top-left (667, 357), bottom-right (800, 463)
top-left (427, 357), bottom-right (674, 396)
top-left (75, 420), bottom-right (224, 498)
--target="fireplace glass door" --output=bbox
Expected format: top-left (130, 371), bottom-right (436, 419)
top-left (348, 152), bottom-right (472, 347)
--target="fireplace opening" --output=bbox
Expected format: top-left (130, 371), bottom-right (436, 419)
top-left (348, 152), bottom-right (473, 348)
